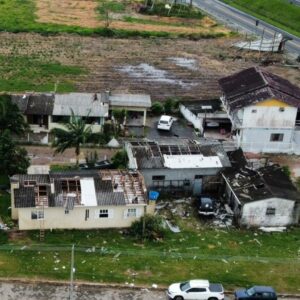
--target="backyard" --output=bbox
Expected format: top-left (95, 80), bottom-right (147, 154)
top-left (0, 190), bottom-right (299, 292)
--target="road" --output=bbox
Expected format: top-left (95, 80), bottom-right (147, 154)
top-left (0, 282), bottom-right (300, 300)
top-left (193, 0), bottom-right (300, 57)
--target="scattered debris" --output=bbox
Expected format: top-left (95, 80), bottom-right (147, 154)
top-left (165, 220), bottom-right (181, 233)
top-left (152, 284), bottom-right (158, 289)
top-left (168, 57), bottom-right (198, 71)
top-left (259, 226), bottom-right (287, 232)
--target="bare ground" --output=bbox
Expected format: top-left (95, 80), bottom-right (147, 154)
top-left (0, 32), bottom-right (299, 100)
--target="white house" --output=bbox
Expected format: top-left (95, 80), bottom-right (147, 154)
top-left (219, 67), bottom-right (300, 154)
top-left (10, 170), bottom-right (155, 231)
top-left (222, 160), bottom-right (300, 228)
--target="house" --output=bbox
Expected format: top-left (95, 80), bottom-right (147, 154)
top-left (107, 92), bottom-right (151, 127)
top-left (219, 67), bottom-right (300, 154)
top-left (126, 139), bottom-right (231, 195)
top-left (10, 170), bottom-right (155, 230)
top-left (222, 150), bottom-right (300, 227)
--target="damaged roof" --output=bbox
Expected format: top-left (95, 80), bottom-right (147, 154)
top-left (219, 67), bottom-right (300, 111)
top-left (11, 170), bottom-right (147, 209)
top-left (109, 93), bottom-right (151, 108)
top-left (126, 140), bottom-right (231, 169)
top-left (223, 164), bottom-right (300, 203)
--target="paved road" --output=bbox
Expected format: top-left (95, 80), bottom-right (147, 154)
top-left (193, 0), bottom-right (300, 57)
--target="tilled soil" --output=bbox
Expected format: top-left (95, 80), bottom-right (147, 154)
top-left (0, 32), bottom-right (299, 100)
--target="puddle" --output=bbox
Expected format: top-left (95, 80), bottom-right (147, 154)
top-left (168, 57), bottom-right (198, 70)
top-left (117, 63), bottom-right (197, 88)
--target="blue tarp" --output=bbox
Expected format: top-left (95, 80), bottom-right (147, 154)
top-left (149, 191), bottom-right (159, 200)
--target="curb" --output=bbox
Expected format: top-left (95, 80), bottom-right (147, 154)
top-left (0, 278), bottom-right (300, 297)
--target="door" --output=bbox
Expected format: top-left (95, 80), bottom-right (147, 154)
top-left (185, 288), bottom-right (208, 300)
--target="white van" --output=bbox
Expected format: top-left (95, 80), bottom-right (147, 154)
top-left (157, 115), bottom-right (174, 131)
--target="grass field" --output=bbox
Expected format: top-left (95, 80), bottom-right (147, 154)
top-left (222, 0), bottom-right (300, 37)
top-left (0, 192), bottom-right (299, 292)
top-left (0, 0), bottom-right (230, 39)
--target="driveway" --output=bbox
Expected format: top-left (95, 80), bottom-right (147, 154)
top-left (129, 116), bottom-right (197, 141)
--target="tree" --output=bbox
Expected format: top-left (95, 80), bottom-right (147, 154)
top-left (151, 101), bottom-right (164, 115)
top-left (0, 130), bottom-right (30, 176)
top-left (111, 150), bottom-right (128, 169)
top-left (0, 95), bottom-right (28, 135)
top-left (51, 110), bottom-right (94, 165)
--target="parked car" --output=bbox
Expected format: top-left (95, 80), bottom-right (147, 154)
top-left (79, 159), bottom-right (113, 170)
top-left (234, 286), bottom-right (277, 300)
top-left (157, 115), bottom-right (174, 131)
top-left (167, 279), bottom-right (224, 300)
top-left (197, 196), bottom-right (217, 217)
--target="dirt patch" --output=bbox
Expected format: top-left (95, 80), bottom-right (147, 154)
top-left (0, 32), bottom-right (299, 100)
top-left (36, 0), bottom-right (100, 28)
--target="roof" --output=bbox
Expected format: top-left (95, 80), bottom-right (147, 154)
top-left (53, 93), bottom-right (109, 117)
top-left (219, 67), bottom-right (300, 111)
top-left (126, 140), bottom-right (231, 170)
top-left (253, 286), bottom-right (276, 293)
top-left (159, 115), bottom-right (172, 122)
top-left (11, 94), bottom-right (54, 115)
top-left (223, 164), bottom-right (300, 203)
top-left (11, 170), bottom-right (147, 209)
top-left (189, 280), bottom-right (209, 288)
top-left (109, 93), bottom-right (151, 108)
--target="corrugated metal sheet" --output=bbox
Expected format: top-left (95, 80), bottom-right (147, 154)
top-left (109, 93), bottom-right (151, 108)
top-left (53, 93), bottom-right (109, 117)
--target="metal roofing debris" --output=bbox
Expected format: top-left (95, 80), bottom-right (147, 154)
top-left (11, 170), bottom-right (147, 209)
top-left (233, 33), bottom-right (283, 52)
top-left (219, 67), bottom-right (300, 111)
top-left (126, 140), bottom-right (230, 169)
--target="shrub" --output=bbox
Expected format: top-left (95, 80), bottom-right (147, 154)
top-left (111, 150), bottom-right (128, 168)
top-left (129, 214), bottom-right (166, 241)
top-left (151, 102), bottom-right (164, 115)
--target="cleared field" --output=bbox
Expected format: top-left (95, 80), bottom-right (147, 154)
top-left (222, 0), bottom-right (300, 37)
top-left (0, 32), bottom-right (299, 99)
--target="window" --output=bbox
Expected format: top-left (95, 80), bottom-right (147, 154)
top-left (266, 207), bottom-right (276, 216)
top-left (65, 209), bottom-right (69, 214)
top-left (270, 133), bottom-right (284, 142)
top-left (194, 175), bottom-right (202, 179)
top-left (99, 209), bottom-right (109, 218)
top-left (85, 209), bottom-right (89, 220)
top-left (127, 208), bottom-right (137, 217)
top-left (152, 175), bottom-right (165, 181)
top-left (187, 288), bottom-right (207, 292)
top-left (31, 210), bottom-right (44, 220)
top-left (24, 180), bottom-right (36, 187)
top-left (279, 107), bottom-right (285, 112)
top-left (251, 109), bottom-right (257, 113)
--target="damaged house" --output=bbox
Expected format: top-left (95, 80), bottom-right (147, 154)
top-left (222, 151), bottom-right (300, 227)
top-left (10, 170), bottom-right (154, 231)
top-left (126, 140), bottom-right (231, 195)
top-left (219, 67), bottom-right (300, 154)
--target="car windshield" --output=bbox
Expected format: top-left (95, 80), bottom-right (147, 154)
top-left (159, 120), bottom-right (169, 124)
top-left (180, 282), bottom-right (191, 291)
top-left (246, 288), bottom-right (256, 296)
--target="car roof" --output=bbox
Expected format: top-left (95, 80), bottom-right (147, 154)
top-left (189, 280), bottom-right (209, 288)
top-left (160, 115), bottom-right (172, 121)
top-left (253, 286), bottom-right (276, 293)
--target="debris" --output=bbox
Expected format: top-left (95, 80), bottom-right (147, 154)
top-left (165, 220), bottom-right (181, 233)
top-left (253, 238), bottom-right (262, 246)
top-left (152, 284), bottom-right (158, 289)
top-left (259, 226), bottom-right (287, 232)
top-left (222, 259), bottom-right (229, 264)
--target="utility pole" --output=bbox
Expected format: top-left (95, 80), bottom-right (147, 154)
top-left (69, 244), bottom-right (75, 300)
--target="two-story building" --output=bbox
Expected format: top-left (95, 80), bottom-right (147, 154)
top-left (219, 67), bottom-right (300, 153)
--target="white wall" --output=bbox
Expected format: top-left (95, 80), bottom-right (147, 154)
top-left (18, 204), bottom-right (153, 230)
top-left (240, 198), bottom-right (295, 227)
top-left (179, 104), bottom-right (203, 133)
top-left (242, 105), bottom-right (297, 128)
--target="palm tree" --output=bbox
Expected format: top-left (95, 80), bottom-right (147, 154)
top-left (51, 110), bottom-right (94, 165)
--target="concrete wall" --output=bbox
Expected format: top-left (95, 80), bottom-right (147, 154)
top-left (240, 198), bottom-right (296, 227)
top-left (242, 105), bottom-right (297, 128)
top-left (239, 128), bottom-right (294, 153)
top-left (17, 203), bottom-right (154, 230)
top-left (179, 104), bottom-right (203, 133)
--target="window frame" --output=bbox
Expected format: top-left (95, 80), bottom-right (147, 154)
top-left (127, 208), bottom-right (137, 217)
top-left (31, 210), bottom-right (44, 220)
top-left (152, 175), bottom-right (165, 181)
top-left (270, 133), bottom-right (284, 142)
top-left (266, 207), bottom-right (276, 216)
top-left (99, 209), bottom-right (109, 218)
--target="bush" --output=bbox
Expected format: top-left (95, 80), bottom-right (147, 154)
top-left (129, 214), bottom-right (166, 241)
top-left (151, 102), bottom-right (164, 115)
top-left (111, 150), bottom-right (128, 169)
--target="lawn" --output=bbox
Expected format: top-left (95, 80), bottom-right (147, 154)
top-left (0, 217), bottom-right (299, 292)
top-left (222, 0), bottom-right (300, 37)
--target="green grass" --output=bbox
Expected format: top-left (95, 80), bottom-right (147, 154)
top-left (0, 221), bottom-right (299, 291)
top-left (222, 0), bottom-right (300, 37)
top-left (0, 0), bottom-right (225, 39)
top-left (97, 0), bottom-right (126, 16)
top-left (0, 55), bottom-right (85, 92)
